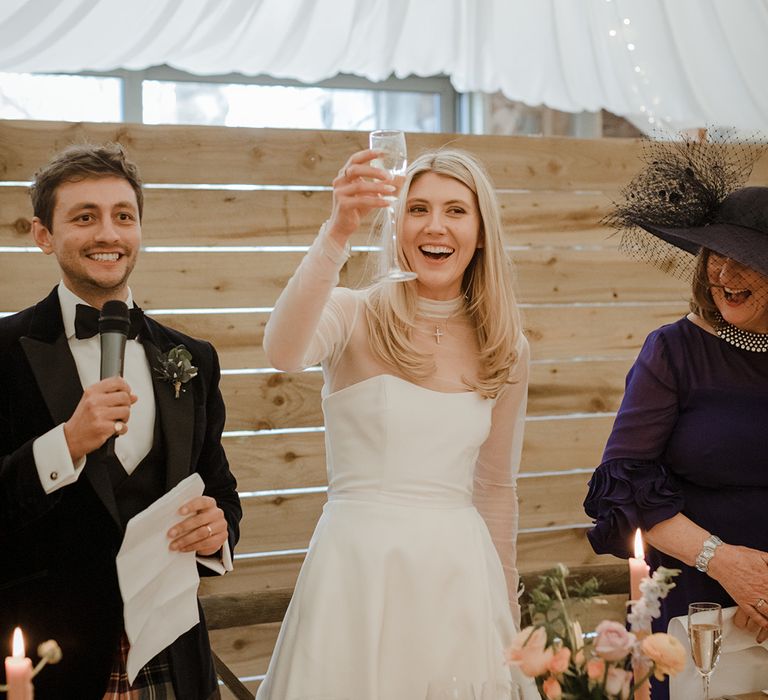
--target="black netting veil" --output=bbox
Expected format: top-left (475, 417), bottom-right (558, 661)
top-left (604, 129), bottom-right (767, 281)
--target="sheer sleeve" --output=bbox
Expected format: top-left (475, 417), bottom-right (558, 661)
top-left (584, 327), bottom-right (685, 558)
top-left (473, 335), bottom-right (530, 625)
top-left (263, 224), bottom-right (354, 371)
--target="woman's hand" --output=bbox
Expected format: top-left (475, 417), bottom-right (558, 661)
top-left (708, 543), bottom-right (768, 642)
top-left (325, 149), bottom-right (399, 247)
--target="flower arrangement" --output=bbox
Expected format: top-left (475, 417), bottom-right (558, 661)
top-left (506, 564), bottom-right (686, 699)
top-left (156, 345), bottom-right (198, 398)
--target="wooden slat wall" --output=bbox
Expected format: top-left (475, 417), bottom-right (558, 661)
top-left (7, 120), bottom-right (760, 695)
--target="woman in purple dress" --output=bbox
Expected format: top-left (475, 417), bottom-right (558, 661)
top-left (583, 136), bottom-right (768, 698)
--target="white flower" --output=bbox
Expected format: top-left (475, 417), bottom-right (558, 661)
top-left (628, 567), bottom-right (680, 633)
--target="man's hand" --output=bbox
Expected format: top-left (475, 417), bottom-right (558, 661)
top-left (63, 377), bottom-right (137, 460)
top-left (167, 495), bottom-right (228, 557)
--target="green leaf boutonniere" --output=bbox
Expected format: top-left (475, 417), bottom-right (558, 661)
top-left (156, 345), bottom-right (198, 398)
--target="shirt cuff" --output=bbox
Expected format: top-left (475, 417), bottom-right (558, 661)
top-left (32, 424), bottom-right (86, 493)
top-left (196, 540), bottom-right (233, 575)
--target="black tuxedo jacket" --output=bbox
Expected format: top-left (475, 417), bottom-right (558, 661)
top-left (0, 287), bottom-right (242, 700)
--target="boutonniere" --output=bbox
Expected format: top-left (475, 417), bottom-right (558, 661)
top-left (156, 345), bottom-right (198, 398)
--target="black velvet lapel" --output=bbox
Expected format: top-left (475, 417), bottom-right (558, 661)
top-left (20, 289), bottom-right (122, 529)
top-left (141, 325), bottom-right (194, 492)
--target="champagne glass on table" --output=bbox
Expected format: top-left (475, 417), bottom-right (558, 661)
top-left (369, 129), bottom-right (417, 282)
top-left (688, 602), bottom-right (722, 700)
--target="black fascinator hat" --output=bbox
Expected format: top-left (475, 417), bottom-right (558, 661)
top-left (605, 131), bottom-right (768, 277)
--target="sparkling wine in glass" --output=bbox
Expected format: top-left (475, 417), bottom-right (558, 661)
top-left (688, 602), bottom-right (722, 700)
top-left (369, 129), bottom-right (417, 282)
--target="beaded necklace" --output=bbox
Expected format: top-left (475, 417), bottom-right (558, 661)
top-left (715, 318), bottom-right (768, 352)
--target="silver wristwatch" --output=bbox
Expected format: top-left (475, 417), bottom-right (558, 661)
top-left (695, 534), bottom-right (723, 573)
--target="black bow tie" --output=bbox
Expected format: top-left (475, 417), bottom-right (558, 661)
top-left (74, 304), bottom-right (144, 340)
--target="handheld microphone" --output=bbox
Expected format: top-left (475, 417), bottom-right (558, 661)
top-left (99, 300), bottom-right (131, 456)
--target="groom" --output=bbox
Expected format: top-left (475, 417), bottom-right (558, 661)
top-left (0, 143), bottom-right (241, 699)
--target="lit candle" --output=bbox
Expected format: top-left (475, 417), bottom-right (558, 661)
top-left (629, 529), bottom-right (650, 602)
top-left (5, 627), bottom-right (33, 700)
top-left (629, 530), bottom-right (651, 700)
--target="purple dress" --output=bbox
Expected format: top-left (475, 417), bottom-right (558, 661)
top-left (584, 316), bottom-right (768, 696)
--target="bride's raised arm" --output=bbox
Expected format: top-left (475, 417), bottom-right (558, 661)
top-left (263, 149), bottom-right (395, 371)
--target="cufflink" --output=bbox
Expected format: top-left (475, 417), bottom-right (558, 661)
top-left (50, 471), bottom-right (58, 481)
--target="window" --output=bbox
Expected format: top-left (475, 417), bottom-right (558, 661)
top-left (0, 72), bottom-right (121, 122)
top-left (0, 66), bottom-right (454, 132)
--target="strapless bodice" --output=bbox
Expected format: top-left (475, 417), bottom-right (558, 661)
top-left (322, 374), bottom-right (493, 507)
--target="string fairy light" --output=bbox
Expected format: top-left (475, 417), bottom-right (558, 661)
top-left (604, 0), bottom-right (665, 130)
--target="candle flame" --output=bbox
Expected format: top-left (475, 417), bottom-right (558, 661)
top-left (12, 627), bottom-right (24, 658)
top-left (634, 529), bottom-right (645, 559)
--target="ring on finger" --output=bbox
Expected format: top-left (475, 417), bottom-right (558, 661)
top-left (206, 525), bottom-right (213, 538)
top-left (114, 421), bottom-right (124, 434)
top-left (756, 598), bottom-right (766, 610)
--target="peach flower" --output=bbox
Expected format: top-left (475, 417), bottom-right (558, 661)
top-left (542, 676), bottom-right (562, 700)
top-left (641, 633), bottom-right (687, 680)
top-left (505, 626), bottom-right (554, 677)
top-left (593, 620), bottom-right (636, 662)
top-left (548, 646), bottom-right (571, 675)
top-left (586, 657), bottom-right (606, 681)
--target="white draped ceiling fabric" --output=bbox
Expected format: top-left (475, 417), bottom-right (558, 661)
top-left (1, 0), bottom-right (767, 131)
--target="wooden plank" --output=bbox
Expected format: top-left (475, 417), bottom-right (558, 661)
top-left (522, 303), bottom-right (685, 361)
top-left (235, 472), bottom-right (595, 554)
top-left (0, 120), bottom-right (633, 189)
top-left (199, 554), bottom-right (306, 598)
top-left (0, 247), bottom-right (690, 312)
top-left (222, 414), bottom-right (613, 493)
top-left (4, 121), bottom-right (767, 190)
top-left (218, 358), bottom-right (632, 432)
top-left (207, 621), bottom-right (278, 681)
top-left (0, 185), bottom-right (616, 247)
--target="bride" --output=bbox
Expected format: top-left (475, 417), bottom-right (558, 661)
top-left (257, 147), bottom-right (536, 699)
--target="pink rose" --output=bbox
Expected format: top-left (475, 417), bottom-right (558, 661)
top-left (505, 626), bottom-right (554, 677)
top-left (641, 633), bottom-right (687, 680)
top-left (586, 657), bottom-right (606, 681)
top-left (547, 646), bottom-right (571, 675)
top-left (605, 667), bottom-right (632, 700)
top-left (594, 620), bottom-right (636, 662)
top-left (542, 676), bottom-right (562, 700)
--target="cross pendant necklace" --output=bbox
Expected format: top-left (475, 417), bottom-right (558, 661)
top-left (434, 325), bottom-right (444, 344)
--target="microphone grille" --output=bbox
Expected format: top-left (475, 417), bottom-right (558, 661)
top-left (98, 300), bottom-right (130, 333)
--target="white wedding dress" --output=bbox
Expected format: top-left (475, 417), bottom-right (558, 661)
top-left (256, 229), bottom-right (536, 700)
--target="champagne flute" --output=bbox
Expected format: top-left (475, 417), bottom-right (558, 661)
top-left (369, 129), bottom-right (417, 282)
top-left (688, 602), bottom-right (722, 700)
top-left (425, 677), bottom-right (476, 699)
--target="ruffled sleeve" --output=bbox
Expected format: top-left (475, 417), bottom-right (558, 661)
top-left (585, 458), bottom-right (683, 557)
top-left (583, 326), bottom-right (685, 557)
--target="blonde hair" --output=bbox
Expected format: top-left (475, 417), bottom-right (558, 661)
top-left (364, 148), bottom-right (523, 398)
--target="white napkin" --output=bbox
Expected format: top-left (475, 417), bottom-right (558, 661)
top-left (668, 605), bottom-right (768, 699)
top-left (116, 473), bottom-right (204, 683)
